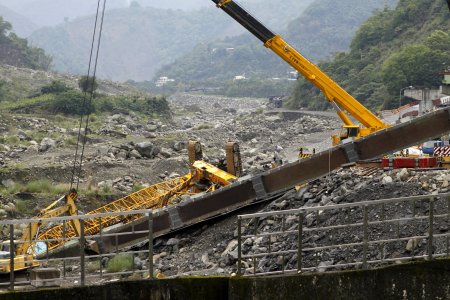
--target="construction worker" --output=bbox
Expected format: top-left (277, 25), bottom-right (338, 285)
top-left (272, 145), bottom-right (284, 168)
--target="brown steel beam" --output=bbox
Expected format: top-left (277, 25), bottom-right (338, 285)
top-left (57, 108), bottom-right (450, 255)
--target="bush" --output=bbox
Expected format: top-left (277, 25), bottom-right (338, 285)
top-left (194, 124), bottom-right (213, 130)
top-left (41, 80), bottom-right (70, 94)
top-left (78, 76), bottom-right (98, 94)
top-left (25, 179), bottom-right (53, 193)
top-left (96, 95), bottom-right (171, 117)
top-left (50, 90), bottom-right (95, 115)
top-left (15, 199), bottom-right (34, 214)
top-left (107, 254), bottom-right (134, 273)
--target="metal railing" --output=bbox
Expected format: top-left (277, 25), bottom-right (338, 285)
top-left (0, 209), bottom-right (154, 290)
top-left (236, 193), bottom-right (450, 276)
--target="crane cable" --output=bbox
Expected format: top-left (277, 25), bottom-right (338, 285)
top-left (70, 0), bottom-right (107, 191)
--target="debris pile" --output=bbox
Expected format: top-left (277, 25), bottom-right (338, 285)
top-left (149, 168), bottom-right (450, 277)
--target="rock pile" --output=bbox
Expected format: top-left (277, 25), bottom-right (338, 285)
top-left (148, 167), bottom-right (450, 277)
top-left (106, 141), bottom-right (162, 160)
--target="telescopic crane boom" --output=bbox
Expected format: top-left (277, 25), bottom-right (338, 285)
top-left (213, 0), bottom-right (390, 145)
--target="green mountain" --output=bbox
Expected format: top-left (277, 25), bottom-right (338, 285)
top-left (285, 0), bottom-right (397, 61)
top-left (27, 0), bottom-right (313, 82)
top-left (287, 0), bottom-right (450, 111)
top-left (28, 6), bottom-right (236, 81)
top-left (152, 0), bottom-right (396, 90)
top-left (0, 17), bottom-right (50, 71)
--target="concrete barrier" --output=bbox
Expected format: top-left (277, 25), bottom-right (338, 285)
top-left (1, 259), bottom-right (450, 299)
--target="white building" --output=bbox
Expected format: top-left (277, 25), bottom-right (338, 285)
top-left (155, 76), bottom-right (175, 87)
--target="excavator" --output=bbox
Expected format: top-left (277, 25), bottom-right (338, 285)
top-left (213, 0), bottom-right (391, 145)
top-left (0, 190), bottom-right (80, 273)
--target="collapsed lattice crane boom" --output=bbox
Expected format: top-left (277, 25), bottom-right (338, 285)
top-left (38, 175), bottom-right (193, 251)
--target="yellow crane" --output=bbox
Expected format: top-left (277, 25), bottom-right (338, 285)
top-left (0, 191), bottom-right (80, 273)
top-left (37, 141), bottom-right (240, 253)
top-left (213, 0), bottom-right (390, 145)
top-left (0, 141), bottom-right (240, 272)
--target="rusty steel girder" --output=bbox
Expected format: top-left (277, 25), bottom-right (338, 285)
top-left (78, 108), bottom-right (450, 254)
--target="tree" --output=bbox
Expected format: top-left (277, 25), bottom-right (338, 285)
top-left (41, 80), bottom-right (70, 94)
top-left (0, 17), bottom-right (11, 41)
top-left (78, 76), bottom-right (98, 94)
top-left (50, 90), bottom-right (95, 115)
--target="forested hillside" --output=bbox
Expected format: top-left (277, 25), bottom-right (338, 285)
top-left (0, 17), bottom-right (50, 71)
top-left (285, 0), bottom-right (397, 61)
top-left (28, 6), bottom-right (234, 81)
top-left (152, 0), bottom-right (395, 94)
top-left (27, 0), bottom-right (313, 81)
top-left (288, 0), bottom-right (450, 110)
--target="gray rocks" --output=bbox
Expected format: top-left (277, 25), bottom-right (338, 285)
top-left (166, 238), bottom-right (180, 246)
top-left (17, 130), bottom-right (30, 141)
top-left (129, 149), bottom-right (142, 159)
top-left (39, 138), bottom-right (56, 152)
top-left (405, 238), bottom-right (419, 252)
top-left (396, 168), bottom-right (410, 182)
top-left (381, 176), bottom-right (393, 184)
top-left (1, 179), bottom-right (14, 187)
top-left (135, 142), bottom-right (156, 158)
top-left (172, 141), bottom-right (187, 152)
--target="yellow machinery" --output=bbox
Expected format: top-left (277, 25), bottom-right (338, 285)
top-left (37, 141), bottom-right (239, 253)
top-left (213, 0), bottom-right (390, 145)
top-left (0, 141), bottom-right (240, 272)
top-left (0, 191), bottom-right (80, 273)
top-left (39, 175), bottom-right (193, 252)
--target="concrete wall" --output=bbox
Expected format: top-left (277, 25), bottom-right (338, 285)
top-left (2, 259), bottom-right (450, 300)
top-left (443, 85), bottom-right (450, 96)
top-left (230, 260), bottom-right (450, 299)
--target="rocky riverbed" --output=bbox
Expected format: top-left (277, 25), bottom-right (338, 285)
top-left (149, 167), bottom-right (450, 277)
top-left (2, 92), bottom-right (448, 281)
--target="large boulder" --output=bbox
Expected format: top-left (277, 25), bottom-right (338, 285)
top-left (135, 142), bottom-right (156, 158)
top-left (39, 138), bottom-right (56, 152)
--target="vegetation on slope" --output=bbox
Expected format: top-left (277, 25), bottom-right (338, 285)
top-left (150, 0), bottom-right (394, 98)
top-left (0, 17), bottom-right (51, 71)
top-left (287, 0), bottom-right (450, 110)
top-left (1, 79), bottom-right (170, 117)
top-left (27, 0), bottom-right (313, 82)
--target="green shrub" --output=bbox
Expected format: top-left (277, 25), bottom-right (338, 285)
top-left (78, 76), bottom-right (98, 94)
top-left (41, 80), bottom-right (70, 94)
top-left (131, 184), bottom-right (145, 193)
top-left (49, 90), bottom-right (95, 115)
top-left (194, 124), bottom-right (213, 130)
top-left (107, 254), bottom-right (134, 273)
top-left (95, 95), bottom-right (171, 117)
top-left (15, 199), bottom-right (34, 214)
top-left (4, 135), bottom-right (19, 145)
top-left (63, 137), bottom-right (77, 147)
top-left (87, 260), bottom-right (101, 273)
top-left (25, 179), bottom-right (53, 193)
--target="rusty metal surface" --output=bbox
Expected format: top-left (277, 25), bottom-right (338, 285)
top-left (226, 141), bottom-right (243, 177)
top-left (67, 108), bottom-right (450, 254)
top-left (188, 141), bottom-right (202, 166)
top-left (357, 109), bottom-right (450, 159)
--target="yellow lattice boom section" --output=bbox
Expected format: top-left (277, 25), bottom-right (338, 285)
top-left (38, 174), bottom-right (193, 251)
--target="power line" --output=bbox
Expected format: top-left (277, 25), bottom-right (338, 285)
top-left (70, 0), bottom-right (107, 191)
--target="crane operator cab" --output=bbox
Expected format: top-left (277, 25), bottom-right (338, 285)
top-left (333, 125), bottom-right (360, 145)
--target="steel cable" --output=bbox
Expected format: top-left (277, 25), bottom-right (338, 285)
top-left (70, 0), bottom-right (107, 190)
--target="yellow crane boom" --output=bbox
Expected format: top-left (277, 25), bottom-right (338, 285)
top-left (38, 175), bottom-right (193, 251)
top-left (213, 0), bottom-right (390, 144)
